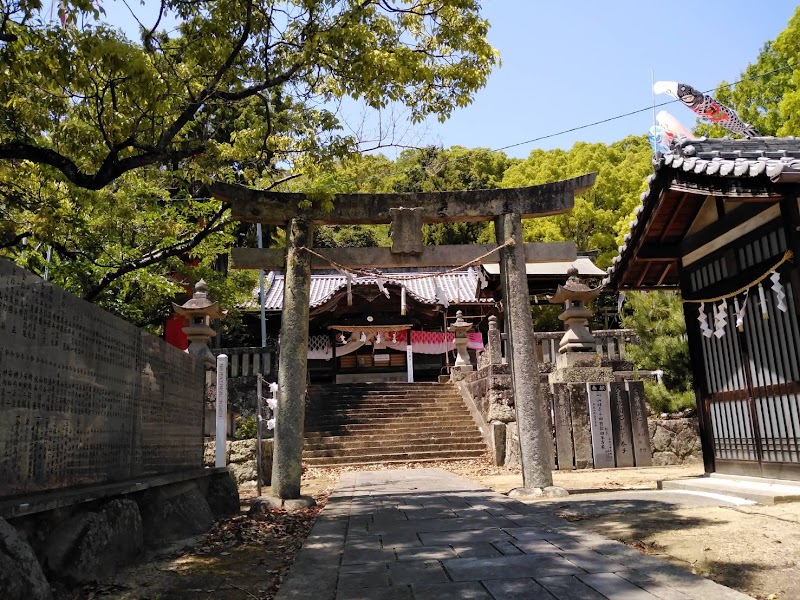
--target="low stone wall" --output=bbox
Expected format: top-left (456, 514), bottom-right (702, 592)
top-left (204, 439), bottom-right (274, 484)
top-left (504, 417), bottom-right (702, 470)
top-left (649, 417), bottom-right (703, 465)
top-left (453, 362), bottom-right (513, 465)
top-left (2, 470), bottom-right (238, 599)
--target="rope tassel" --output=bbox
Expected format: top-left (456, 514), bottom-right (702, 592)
top-left (734, 294), bottom-right (747, 332)
top-left (758, 283), bottom-right (769, 320)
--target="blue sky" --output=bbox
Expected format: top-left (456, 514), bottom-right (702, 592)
top-left (413, 1), bottom-right (800, 157)
top-left (102, 1), bottom-right (799, 158)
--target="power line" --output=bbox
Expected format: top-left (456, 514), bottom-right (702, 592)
top-left (306, 61), bottom-right (797, 191)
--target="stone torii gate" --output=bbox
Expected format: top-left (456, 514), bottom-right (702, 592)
top-left (211, 174), bottom-right (596, 500)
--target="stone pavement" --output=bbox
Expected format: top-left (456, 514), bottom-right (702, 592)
top-left (275, 469), bottom-right (753, 600)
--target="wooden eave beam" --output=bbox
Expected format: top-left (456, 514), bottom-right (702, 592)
top-left (658, 192), bottom-right (690, 243)
top-left (635, 261), bottom-right (653, 288)
top-left (635, 245), bottom-right (680, 262)
top-left (212, 173), bottom-right (597, 225)
top-left (656, 263), bottom-right (673, 286)
top-left (231, 241), bottom-right (577, 270)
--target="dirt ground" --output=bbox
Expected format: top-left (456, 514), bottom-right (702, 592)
top-left (77, 459), bottom-right (800, 600)
top-left (459, 460), bottom-right (800, 600)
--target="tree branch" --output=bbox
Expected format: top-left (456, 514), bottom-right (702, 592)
top-left (82, 206), bottom-right (230, 301)
top-left (0, 142), bottom-right (204, 190)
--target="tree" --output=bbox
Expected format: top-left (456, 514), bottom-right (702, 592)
top-left (1, 1), bottom-right (498, 323)
top-left (621, 292), bottom-right (695, 414)
top-left (501, 136), bottom-right (652, 267)
top-left (694, 7), bottom-right (800, 138)
top-left (389, 145), bottom-right (517, 244)
top-left (1, 0), bottom-right (498, 189)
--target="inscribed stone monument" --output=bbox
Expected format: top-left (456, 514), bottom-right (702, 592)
top-left (0, 260), bottom-right (205, 499)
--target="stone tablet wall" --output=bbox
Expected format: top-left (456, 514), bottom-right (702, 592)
top-left (0, 260), bottom-right (204, 499)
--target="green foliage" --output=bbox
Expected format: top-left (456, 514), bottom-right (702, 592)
top-left (389, 145), bottom-right (517, 245)
top-left (695, 7), bottom-right (800, 138)
top-left (235, 416), bottom-right (257, 440)
top-left (643, 381), bottom-right (696, 415)
top-left (1, 1), bottom-right (497, 325)
top-left (621, 291), bottom-right (695, 413)
top-left (501, 136), bottom-right (652, 267)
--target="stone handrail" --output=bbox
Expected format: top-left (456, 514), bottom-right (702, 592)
top-left (533, 329), bottom-right (634, 365)
top-left (213, 346), bottom-right (275, 377)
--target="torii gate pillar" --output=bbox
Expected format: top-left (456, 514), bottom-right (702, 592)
top-left (497, 213), bottom-right (560, 495)
top-left (273, 217), bottom-right (313, 500)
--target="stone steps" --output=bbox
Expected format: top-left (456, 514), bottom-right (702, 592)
top-left (304, 425), bottom-right (481, 438)
top-left (302, 382), bottom-right (486, 467)
top-left (304, 421), bottom-right (476, 434)
top-left (304, 433), bottom-right (484, 451)
top-left (304, 441), bottom-right (487, 458)
top-left (303, 448), bottom-right (486, 466)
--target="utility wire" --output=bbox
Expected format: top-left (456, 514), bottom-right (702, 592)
top-left (295, 61), bottom-right (797, 192)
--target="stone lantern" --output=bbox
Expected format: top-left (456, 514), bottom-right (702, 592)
top-left (549, 267), bottom-right (602, 369)
top-left (172, 279), bottom-right (227, 368)
top-left (448, 310), bottom-right (474, 373)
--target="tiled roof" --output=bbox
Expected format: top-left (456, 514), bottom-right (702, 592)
top-left (248, 267), bottom-right (487, 311)
top-left (482, 257), bottom-right (604, 277)
top-left (604, 137), bottom-right (800, 289)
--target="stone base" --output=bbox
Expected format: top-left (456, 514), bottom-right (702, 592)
top-left (508, 486), bottom-right (569, 499)
top-left (0, 517), bottom-right (52, 600)
top-left (137, 482), bottom-right (214, 546)
top-left (557, 351), bottom-right (601, 369)
top-left (548, 363), bottom-right (613, 384)
top-left (249, 495), bottom-right (316, 514)
top-left (44, 499), bottom-right (143, 584)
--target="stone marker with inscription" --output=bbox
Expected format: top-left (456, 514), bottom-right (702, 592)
top-left (551, 384), bottom-right (575, 470)
top-left (0, 259), bottom-right (205, 500)
top-left (586, 383), bottom-right (615, 469)
top-left (609, 382), bottom-right (635, 467)
top-left (568, 383), bottom-right (593, 469)
top-left (625, 380), bottom-right (653, 466)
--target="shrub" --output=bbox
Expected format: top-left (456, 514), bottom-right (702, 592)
top-left (643, 380), bottom-right (696, 415)
top-left (235, 416), bottom-right (257, 440)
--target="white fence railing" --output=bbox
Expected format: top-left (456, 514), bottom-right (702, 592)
top-left (213, 347), bottom-right (274, 377)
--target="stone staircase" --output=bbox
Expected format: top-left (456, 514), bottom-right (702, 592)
top-left (303, 382), bottom-right (487, 467)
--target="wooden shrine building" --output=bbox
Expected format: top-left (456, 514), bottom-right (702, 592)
top-left (606, 138), bottom-right (800, 481)
top-left (238, 258), bottom-right (605, 384)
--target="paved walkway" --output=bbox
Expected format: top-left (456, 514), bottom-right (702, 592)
top-left (276, 469), bottom-right (753, 600)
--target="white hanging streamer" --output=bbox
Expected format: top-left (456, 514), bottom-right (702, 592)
top-left (434, 279), bottom-right (450, 308)
top-left (734, 294), bottom-right (747, 332)
top-left (713, 299), bottom-right (728, 338)
top-left (477, 268), bottom-right (488, 290)
top-left (770, 271), bottom-right (787, 312)
top-left (375, 277), bottom-right (390, 299)
top-left (698, 302), bottom-right (712, 338)
top-left (758, 283), bottom-right (769, 320)
top-left (337, 268), bottom-right (355, 306)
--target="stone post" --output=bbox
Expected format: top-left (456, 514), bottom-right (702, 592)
top-left (272, 217), bottom-right (313, 500)
top-left (486, 315), bottom-right (502, 365)
top-left (496, 213), bottom-right (560, 494)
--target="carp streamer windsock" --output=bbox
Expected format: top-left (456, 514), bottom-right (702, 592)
top-left (653, 81), bottom-right (761, 138)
